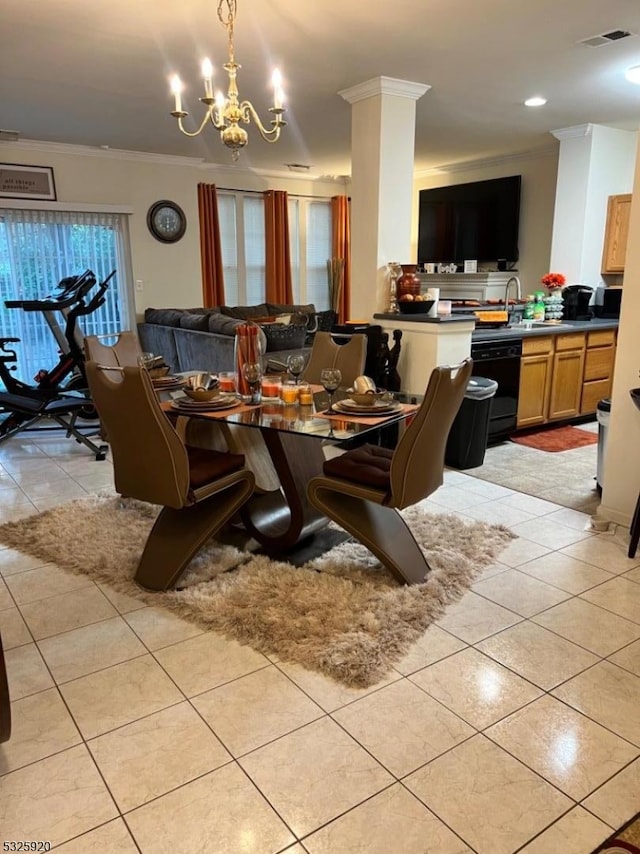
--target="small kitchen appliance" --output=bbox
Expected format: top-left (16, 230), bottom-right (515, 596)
top-left (562, 285), bottom-right (593, 321)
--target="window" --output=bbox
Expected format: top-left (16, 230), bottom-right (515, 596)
top-left (0, 208), bottom-right (133, 385)
top-left (218, 191), bottom-right (332, 308)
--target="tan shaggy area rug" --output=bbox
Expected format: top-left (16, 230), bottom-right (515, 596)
top-left (0, 496), bottom-right (514, 687)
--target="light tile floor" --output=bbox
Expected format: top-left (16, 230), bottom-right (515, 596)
top-left (1, 428), bottom-right (639, 853)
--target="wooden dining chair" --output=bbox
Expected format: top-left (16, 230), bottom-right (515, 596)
top-left (85, 362), bottom-right (255, 591)
top-left (307, 359), bottom-right (473, 585)
top-left (302, 331), bottom-right (367, 388)
top-left (84, 331), bottom-right (142, 367)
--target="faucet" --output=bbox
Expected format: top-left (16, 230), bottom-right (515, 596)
top-left (504, 275), bottom-right (521, 323)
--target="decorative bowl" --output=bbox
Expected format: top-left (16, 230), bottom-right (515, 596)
top-left (184, 387), bottom-right (222, 402)
top-left (349, 391), bottom-right (391, 406)
top-left (148, 365), bottom-right (170, 379)
top-left (398, 299), bottom-right (435, 315)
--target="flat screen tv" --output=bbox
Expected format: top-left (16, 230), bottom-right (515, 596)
top-left (417, 175), bottom-right (521, 267)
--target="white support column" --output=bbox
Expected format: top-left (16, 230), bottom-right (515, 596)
top-left (550, 124), bottom-right (637, 287)
top-left (339, 77), bottom-right (429, 319)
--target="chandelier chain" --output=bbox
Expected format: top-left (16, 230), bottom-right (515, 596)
top-left (217, 0), bottom-right (237, 62)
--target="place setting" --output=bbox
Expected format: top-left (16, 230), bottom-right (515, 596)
top-left (170, 372), bottom-right (242, 413)
top-left (320, 371), bottom-right (403, 418)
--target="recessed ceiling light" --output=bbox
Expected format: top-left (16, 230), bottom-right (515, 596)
top-left (625, 65), bottom-right (640, 84)
top-left (524, 96), bottom-right (547, 107)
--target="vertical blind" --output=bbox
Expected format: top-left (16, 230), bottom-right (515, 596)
top-left (217, 191), bottom-right (331, 308)
top-left (0, 208), bottom-right (132, 385)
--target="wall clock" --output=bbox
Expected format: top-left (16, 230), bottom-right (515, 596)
top-left (146, 200), bottom-right (187, 243)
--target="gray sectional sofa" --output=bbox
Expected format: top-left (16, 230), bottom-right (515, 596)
top-left (138, 304), bottom-right (337, 374)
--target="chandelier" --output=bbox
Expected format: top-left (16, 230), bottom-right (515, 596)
top-left (168, 0), bottom-right (286, 161)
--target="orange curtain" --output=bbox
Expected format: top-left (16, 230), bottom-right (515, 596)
top-left (264, 190), bottom-right (293, 304)
top-left (197, 183), bottom-right (226, 307)
top-left (331, 195), bottom-right (351, 323)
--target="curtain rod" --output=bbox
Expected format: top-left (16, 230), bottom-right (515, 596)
top-left (215, 186), bottom-right (350, 201)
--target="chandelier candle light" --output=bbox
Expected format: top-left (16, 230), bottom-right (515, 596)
top-left (169, 0), bottom-right (286, 161)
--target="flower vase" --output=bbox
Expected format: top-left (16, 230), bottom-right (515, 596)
top-left (396, 264), bottom-right (421, 301)
top-left (234, 323), bottom-right (264, 401)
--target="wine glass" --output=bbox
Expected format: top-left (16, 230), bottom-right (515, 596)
top-left (287, 353), bottom-right (307, 385)
top-left (320, 368), bottom-right (342, 412)
top-left (242, 362), bottom-right (262, 404)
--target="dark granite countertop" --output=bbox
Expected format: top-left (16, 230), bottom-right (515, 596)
top-left (471, 318), bottom-right (619, 343)
top-left (373, 312), bottom-right (474, 324)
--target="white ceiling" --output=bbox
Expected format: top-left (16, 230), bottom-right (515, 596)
top-left (2, 0), bottom-right (640, 175)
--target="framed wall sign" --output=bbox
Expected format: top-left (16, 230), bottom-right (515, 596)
top-left (0, 164), bottom-right (57, 201)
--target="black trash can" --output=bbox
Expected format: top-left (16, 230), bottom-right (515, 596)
top-left (445, 377), bottom-right (498, 470)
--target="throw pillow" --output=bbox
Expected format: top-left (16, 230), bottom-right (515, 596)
top-left (260, 323), bottom-right (307, 352)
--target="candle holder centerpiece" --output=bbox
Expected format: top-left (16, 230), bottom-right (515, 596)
top-left (386, 262), bottom-right (402, 313)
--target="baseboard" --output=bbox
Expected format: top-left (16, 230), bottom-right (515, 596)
top-left (597, 502), bottom-right (631, 528)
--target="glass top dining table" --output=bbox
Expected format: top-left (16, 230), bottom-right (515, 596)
top-left (162, 383), bottom-right (419, 554)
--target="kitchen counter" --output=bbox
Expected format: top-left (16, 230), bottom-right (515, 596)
top-left (471, 318), bottom-right (619, 343)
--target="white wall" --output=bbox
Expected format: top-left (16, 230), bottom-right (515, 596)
top-left (411, 149), bottom-right (559, 296)
top-left (0, 142), bottom-right (347, 317)
top-left (600, 134), bottom-right (640, 527)
top-left (550, 126), bottom-right (637, 288)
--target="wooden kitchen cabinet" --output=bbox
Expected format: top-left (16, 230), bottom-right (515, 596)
top-left (517, 337), bottom-right (553, 428)
top-left (517, 353), bottom-right (553, 427)
top-left (581, 328), bottom-right (616, 415)
top-left (602, 194), bottom-right (632, 273)
top-left (549, 348), bottom-right (585, 420)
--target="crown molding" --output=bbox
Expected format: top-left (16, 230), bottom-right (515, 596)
top-left (0, 138), bottom-right (207, 167)
top-left (1, 139), bottom-right (351, 184)
top-left (550, 124), bottom-right (593, 141)
top-left (414, 145), bottom-right (558, 178)
top-left (339, 77), bottom-right (430, 104)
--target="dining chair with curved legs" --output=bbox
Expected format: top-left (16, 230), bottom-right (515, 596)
top-left (85, 362), bottom-right (255, 591)
top-left (302, 331), bottom-right (366, 389)
top-left (307, 359), bottom-right (473, 585)
top-left (84, 330), bottom-right (143, 367)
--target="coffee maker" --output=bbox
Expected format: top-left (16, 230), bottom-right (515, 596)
top-left (562, 285), bottom-right (594, 321)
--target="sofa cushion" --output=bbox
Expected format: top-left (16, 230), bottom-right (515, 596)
top-left (144, 308), bottom-right (185, 327)
top-left (184, 307), bottom-right (222, 316)
top-left (207, 314), bottom-right (246, 336)
top-left (220, 303), bottom-right (269, 320)
top-left (260, 323), bottom-right (307, 352)
top-left (266, 303), bottom-right (316, 317)
top-left (179, 314), bottom-right (210, 332)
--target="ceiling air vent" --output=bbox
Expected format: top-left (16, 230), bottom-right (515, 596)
top-left (580, 30), bottom-right (634, 48)
top-left (0, 129), bottom-right (20, 142)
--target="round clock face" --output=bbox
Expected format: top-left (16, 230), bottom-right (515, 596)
top-left (147, 201), bottom-right (186, 243)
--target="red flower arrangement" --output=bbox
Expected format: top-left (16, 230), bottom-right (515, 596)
top-left (541, 272), bottom-right (566, 290)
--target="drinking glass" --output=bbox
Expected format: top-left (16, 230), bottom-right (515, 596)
top-left (242, 362), bottom-right (262, 404)
top-left (287, 353), bottom-right (307, 384)
top-left (320, 368), bottom-right (342, 412)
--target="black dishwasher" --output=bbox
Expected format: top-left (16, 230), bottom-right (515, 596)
top-left (470, 338), bottom-right (522, 441)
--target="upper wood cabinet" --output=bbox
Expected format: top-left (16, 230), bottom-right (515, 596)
top-left (602, 194), bottom-right (632, 274)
